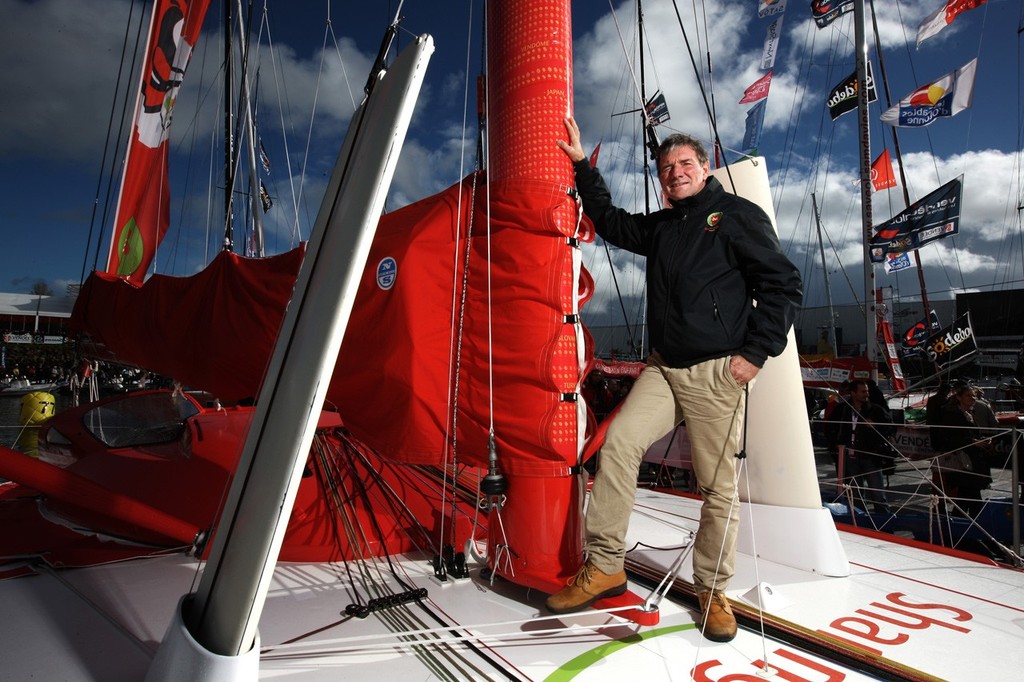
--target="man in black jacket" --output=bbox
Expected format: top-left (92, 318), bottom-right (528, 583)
top-left (545, 118), bottom-right (802, 643)
top-left (827, 379), bottom-right (893, 514)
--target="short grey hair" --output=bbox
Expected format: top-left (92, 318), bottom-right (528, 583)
top-left (656, 134), bottom-right (709, 168)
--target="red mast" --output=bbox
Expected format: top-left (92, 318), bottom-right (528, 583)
top-left (484, 0), bottom-right (584, 591)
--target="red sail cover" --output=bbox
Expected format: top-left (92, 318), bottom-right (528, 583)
top-left (333, 174), bottom-right (594, 476)
top-left (75, 247), bottom-right (305, 403)
top-left (107, 0), bottom-right (212, 283)
top-left (73, 175), bottom-right (595, 476)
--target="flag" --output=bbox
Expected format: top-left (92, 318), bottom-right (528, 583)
top-left (902, 310), bottom-right (941, 355)
top-left (760, 17), bottom-right (784, 70)
top-left (884, 251), bottom-right (912, 274)
top-left (759, 0), bottom-right (787, 18)
top-left (645, 92), bottom-right (670, 125)
top-left (259, 139), bottom-right (271, 173)
top-left (742, 99), bottom-right (767, 155)
top-left (589, 142), bottom-right (602, 167)
top-left (826, 63), bottom-right (877, 121)
top-left (107, 0), bottom-right (213, 284)
top-left (917, 0), bottom-right (988, 48)
top-left (811, 0), bottom-right (854, 29)
top-left (871, 149), bottom-right (897, 191)
top-left (869, 176), bottom-right (962, 262)
top-left (739, 70), bottom-right (772, 104)
top-left (880, 58), bottom-right (977, 127)
top-left (921, 313), bottom-right (976, 369)
top-left (259, 180), bottom-right (273, 213)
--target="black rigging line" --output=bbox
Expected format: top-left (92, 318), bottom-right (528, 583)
top-left (666, 0), bottom-right (737, 193)
top-left (84, 0), bottom-right (149, 283)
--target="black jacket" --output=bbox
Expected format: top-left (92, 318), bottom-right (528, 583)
top-left (827, 400), bottom-right (894, 467)
top-left (574, 160), bottom-right (802, 368)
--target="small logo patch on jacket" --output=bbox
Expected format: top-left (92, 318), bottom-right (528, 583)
top-left (705, 212), bottom-right (723, 230)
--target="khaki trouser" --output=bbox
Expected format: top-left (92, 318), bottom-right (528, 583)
top-left (585, 354), bottom-right (746, 593)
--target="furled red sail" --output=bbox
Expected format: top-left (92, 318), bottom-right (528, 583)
top-left (107, 0), bottom-right (212, 283)
top-left (331, 173), bottom-right (595, 476)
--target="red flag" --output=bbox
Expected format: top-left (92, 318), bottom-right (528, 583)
top-left (739, 71), bottom-right (772, 104)
top-left (107, 0), bottom-right (213, 284)
top-left (917, 0), bottom-right (987, 48)
top-left (870, 149), bottom-right (897, 191)
top-left (589, 142), bottom-right (602, 167)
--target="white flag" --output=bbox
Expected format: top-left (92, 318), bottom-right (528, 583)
top-left (760, 17), bottom-right (783, 70)
top-left (880, 59), bottom-right (977, 127)
top-left (758, 0), bottom-right (786, 19)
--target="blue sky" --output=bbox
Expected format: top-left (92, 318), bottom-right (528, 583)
top-left (0, 0), bottom-right (1020, 318)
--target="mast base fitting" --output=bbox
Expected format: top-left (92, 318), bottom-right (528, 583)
top-left (481, 472), bottom-right (508, 496)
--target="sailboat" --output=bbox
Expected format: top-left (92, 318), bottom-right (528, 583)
top-left (2, 1), bottom-right (1024, 679)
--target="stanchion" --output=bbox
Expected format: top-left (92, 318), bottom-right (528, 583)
top-left (1012, 424), bottom-right (1020, 563)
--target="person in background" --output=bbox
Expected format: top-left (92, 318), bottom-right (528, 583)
top-left (830, 380), bottom-right (892, 515)
top-left (824, 380), bottom-right (851, 471)
top-left (545, 117), bottom-right (802, 643)
top-left (938, 383), bottom-right (992, 518)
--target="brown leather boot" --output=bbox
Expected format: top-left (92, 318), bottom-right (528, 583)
top-left (697, 590), bottom-right (737, 642)
top-left (545, 561), bottom-right (627, 614)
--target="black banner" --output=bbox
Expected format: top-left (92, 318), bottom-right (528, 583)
top-left (812, 0), bottom-right (854, 29)
top-left (870, 176), bottom-right (962, 262)
top-left (901, 309), bottom-right (941, 356)
top-left (826, 63), bottom-right (877, 121)
top-left (921, 312), bottom-right (977, 369)
top-left (645, 92), bottom-right (670, 125)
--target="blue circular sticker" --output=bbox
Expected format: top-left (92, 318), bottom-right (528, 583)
top-left (376, 256), bottom-right (397, 290)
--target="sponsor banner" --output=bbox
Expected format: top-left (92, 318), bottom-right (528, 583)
top-left (870, 176), bottom-right (962, 262)
top-left (871, 148), bottom-right (897, 191)
top-left (590, 358), bottom-right (646, 378)
top-left (742, 99), bottom-right (767, 154)
top-left (1, 333), bottom-right (67, 345)
top-left (645, 92), bottom-right (670, 125)
top-left (800, 356), bottom-right (872, 387)
top-left (739, 70), bottom-right (773, 104)
top-left (827, 63), bottom-right (877, 121)
top-left (1, 333), bottom-right (68, 345)
top-left (760, 17), bottom-right (784, 70)
top-left (921, 312), bottom-right (976, 369)
top-left (917, 0), bottom-right (988, 48)
top-left (901, 310), bottom-right (941, 355)
top-left (878, 318), bottom-right (906, 391)
top-left (890, 425), bottom-right (933, 461)
top-left (759, 0), bottom-right (787, 19)
top-left (884, 252), bottom-right (912, 273)
top-left (812, 0), bottom-right (854, 29)
top-left (880, 58), bottom-right (977, 128)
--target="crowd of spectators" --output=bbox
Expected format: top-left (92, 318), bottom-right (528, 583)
top-left (1, 343), bottom-right (79, 385)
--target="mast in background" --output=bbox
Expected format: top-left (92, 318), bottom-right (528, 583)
top-left (868, 2), bottom-right (933, 321)
top-left (854, 0), bottom-right (878, 379)
top-left (222, 0), bottom-right (235, 251)
top-left (812, 192), bottom-right (838, 355)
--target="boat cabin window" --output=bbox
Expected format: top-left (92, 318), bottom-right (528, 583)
top-left (83, 392), bottom-right (200, 448)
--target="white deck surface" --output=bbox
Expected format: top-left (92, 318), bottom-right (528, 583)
top-left (3, 490), bottom-right (1023, 680)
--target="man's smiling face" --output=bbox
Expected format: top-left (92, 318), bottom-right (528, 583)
top-left (658, 144), bottom-right (709, 202)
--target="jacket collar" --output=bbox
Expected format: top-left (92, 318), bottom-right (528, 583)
top-left (668, 175), bottom-right (723, 212)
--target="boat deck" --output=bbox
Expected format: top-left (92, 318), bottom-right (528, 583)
top-left (3, 489), bottom-right (1022, 680)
